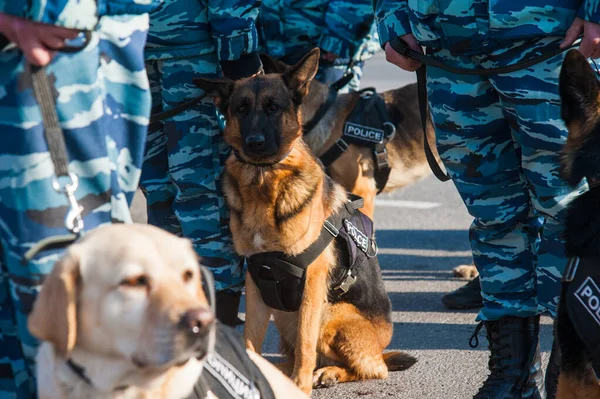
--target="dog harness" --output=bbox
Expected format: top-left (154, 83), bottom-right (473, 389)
top-left (246, 194), bottom-right (378, 312)
top-left (190, 323), bottom-right (275, 399)
top-left (303, 88), bottom-right (396, 194)
top-left (562, 256), bottom-right (600, 376)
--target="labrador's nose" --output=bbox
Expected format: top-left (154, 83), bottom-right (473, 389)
top-left (180, 307), bottom-right (215, 335)
top-left (245, 134), bottom-right (266, 152)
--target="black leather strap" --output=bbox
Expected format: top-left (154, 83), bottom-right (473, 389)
top-left (303, 88), bottom-right (338, 134)
top-left (416, 65), bottom-right (451, 182)
top-left (389, 36), bottom-right (580, 183)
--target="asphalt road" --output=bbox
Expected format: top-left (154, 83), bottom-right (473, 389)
top-left (131, 51), bottom-right (553, 399)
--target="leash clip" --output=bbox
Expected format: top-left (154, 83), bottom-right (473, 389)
top-left (53, 173), bottom-right (84, 235)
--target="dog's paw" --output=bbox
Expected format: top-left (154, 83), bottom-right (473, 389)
top-left (452, 264), bottom-right (478, 279)
top-left (313, 367), bottom-right (341, 388)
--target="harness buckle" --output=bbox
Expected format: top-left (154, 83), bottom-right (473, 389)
top-left (333, 269), bottom-right (357, 295)
top-left (323, 220), bottom-right (339, 237)
top-left (562, 257), bottom-right (580, 283)
top-left (374, 147), bottom-right (389, 170)
top-left (336, 138), bottom-right (349, 153)
top-left (52, 173), bottom-right (84, 235)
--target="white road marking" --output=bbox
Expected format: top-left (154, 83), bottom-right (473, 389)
top-left (374, 199), bottom-right (441, 209)
top-left (377, 248), bottom-right (472, 257)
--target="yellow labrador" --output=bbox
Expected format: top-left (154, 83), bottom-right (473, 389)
top-left (29, 224), bottom-right (307, 399)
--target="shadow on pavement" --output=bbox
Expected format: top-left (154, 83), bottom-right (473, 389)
top-left (375, 229), bottom-right (471, 252)
top-left (390, 321), bottom-right (553, 352)
top-left (387, 291), bottom-right (479, 313)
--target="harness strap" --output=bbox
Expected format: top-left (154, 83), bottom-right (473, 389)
top-left (303, 88), bottom-right (338, 134)
top-left (246, 194), bottom-right (364, 311)
top-left (389, 36), bottom-right (581, 183)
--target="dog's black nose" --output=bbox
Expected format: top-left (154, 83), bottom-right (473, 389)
top-left (245, 134), bottom-right (266, 152)
top-left (180, 307), bottom-right (215, 335)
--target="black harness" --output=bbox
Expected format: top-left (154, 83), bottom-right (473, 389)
top-left (303, 88), bottom-right (397, 193)
top-left (562, 256), bottom-right (600, 376)
top-left (247, 194), bottom-right (378, 312)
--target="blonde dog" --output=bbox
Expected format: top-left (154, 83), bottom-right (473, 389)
top-left (29, 224), bottom-right (307, 399)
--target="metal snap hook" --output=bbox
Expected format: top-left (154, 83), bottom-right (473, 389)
top-left (52, 173), bottom-right (84, 234)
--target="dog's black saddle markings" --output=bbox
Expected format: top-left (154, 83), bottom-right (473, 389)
top-left (304, 88), bottom-right (397, 194)
top-left (246, 194), bottom-right (381, 313)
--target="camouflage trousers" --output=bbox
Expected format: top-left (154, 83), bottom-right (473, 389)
top-left (427, 37), bottom-right (584, 321)
top-left (140, 53), bottom-right (243, 293)
top-left (0, 15), bottom-right (151, 397)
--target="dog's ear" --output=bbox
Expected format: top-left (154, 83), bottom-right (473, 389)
top-left (193, 78), bottom-right (235, 112)
top-left (28, 249), bottom-right (81, 357)
top-left (259, 53), bottom-right (290, 74)
top-left (560, 49), bottom-right (600, 127)
top-left (559, 50), bottom-right (600, 185)
top-left (282, 48), bottom-right (320, 101)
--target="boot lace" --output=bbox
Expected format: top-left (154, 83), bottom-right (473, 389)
top-left (470, 321), bottom-right (514, 399)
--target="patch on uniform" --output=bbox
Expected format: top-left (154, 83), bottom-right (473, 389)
top-left (344, 219), bottom-right (369, 253)
top-left (343, 122), bottom-right (385, 144)
top-left (574, 276), bottom-right (600, 325)
top-left (205, 352), bottom-right (261, 399)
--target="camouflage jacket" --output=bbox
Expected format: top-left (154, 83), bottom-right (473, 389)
top-left (0, 0), bottom-right (160, 30)
top-left (145, 0), bottom-right (261, 78)
top-left (375, 0), bottom-right (600, 55)
top-left (258, 0), bottom-right (375, 60)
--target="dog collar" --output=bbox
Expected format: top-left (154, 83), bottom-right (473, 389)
top-left (233, 149), bottom-right (292, 167)
top-left (66, 359), bottom-right (129, 392)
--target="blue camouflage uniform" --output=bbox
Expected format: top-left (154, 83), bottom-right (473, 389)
top-left (258, 0), bottom-right (380, 92)
top-left (0, 1), bottom-right (158, 397)
top-left (141, 0), bottom-right (262, 294)
top-left (376, 1), bottom-right (597, 321)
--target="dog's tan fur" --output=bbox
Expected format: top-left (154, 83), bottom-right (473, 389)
top-left (260, 55), bottom-right (478, 279)
top-left (195, 48), bottom-right (413, 395)
top-left (29, 224), bottom-right (308, 399)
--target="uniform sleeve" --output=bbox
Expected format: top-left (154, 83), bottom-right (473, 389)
top-left (317, 0), bottom-right (375, 59)
top-left (579, 0), bottom-right (600, 23)
top-left (207, 0), bottom-right (262, 79)
top-left (0, 0), bottom-right (160, 30)
top-left (375, 0), bottom-right (412, 47)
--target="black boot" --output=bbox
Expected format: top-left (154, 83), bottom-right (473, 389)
top-left (442, 276), bottom-right (483, 309)
top-left (471, 316), bottom-right (545, 399)
top-left (216, 291), bottom-right (244, 327)
top-left (545, 338), bottom-right (560, 399)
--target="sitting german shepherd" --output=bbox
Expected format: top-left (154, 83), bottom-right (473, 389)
top-left (259, 53), bottom-right (478, 279)
top-left (194, 48), bottom-right (416, 395)
top-left (555, 49), bottom-right (600, 398)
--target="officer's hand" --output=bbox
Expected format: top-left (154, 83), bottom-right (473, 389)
top-left (384, 33), bottom-right (423, 72)
top-left (562, 17), bottom-right (600, 58)
top-left (321, 51), bottom-right (338, 63)
top-left (0, 13), bottom-right (80, 66)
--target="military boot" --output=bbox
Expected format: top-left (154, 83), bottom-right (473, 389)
top-left (471, 316), bottom-right (545, 399)
top-left (216, 291), bottom-right (244, 327)
top-left (442, 276), bottom-right (483, 309)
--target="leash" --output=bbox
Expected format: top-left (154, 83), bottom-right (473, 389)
top-left (388, 36), bottom-right (582, 182)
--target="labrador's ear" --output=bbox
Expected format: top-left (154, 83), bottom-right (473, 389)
top-left (28, 248), bottom-right (81, 357)
top-left (193, 77), bottom-right (235, 113)
top-left (281, 48), bottom-right (320, 102)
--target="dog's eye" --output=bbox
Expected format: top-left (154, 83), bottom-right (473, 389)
top-left (183, 270), bottom-right (194, 283)
top-left (266, 103), bottom-right (280, 114)
top-left (120, 275), bottom-right (150, 288)
top-left (237, 105), bottom-right (247, 114)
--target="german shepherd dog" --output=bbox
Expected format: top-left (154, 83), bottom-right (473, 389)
top-left (194, 49), bottom-right (416, 395)
top-left (555, 49), bottom-right (600, 399)
top-left (259, 54), bottom-right (478, 279)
